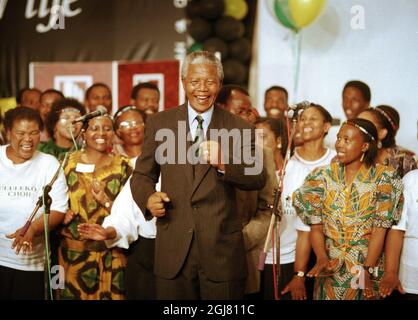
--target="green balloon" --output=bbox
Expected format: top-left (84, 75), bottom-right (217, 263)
top-left (188, 42), bottom-right (204, 53)
top-left (274, 0), bottom-right (298, 32)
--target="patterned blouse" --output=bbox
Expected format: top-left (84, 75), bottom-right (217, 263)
top-left (62, 151), bottom-right (132, 240)
top-left (384, 146), bottom-right (417, 178)
top-left (293, 163), bottom-right (404, 275)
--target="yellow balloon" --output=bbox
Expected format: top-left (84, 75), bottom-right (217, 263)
top-left (289, 0), bottom-right (326, 29)
top-left (224, 0), bottom-right (248, 20)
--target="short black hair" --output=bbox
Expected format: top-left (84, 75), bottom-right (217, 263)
top-left (215, 84), bottom-right (249, 106)
top-left (4, 106), bottom-right (44, 131)
top-left (131, 82), bottom-right (160, 100)
top-left (40, 88), bottom-right (65, 100)
top-left (306, 103), bottom-right (333, 124)
top-left (344, 118), bottom-right (378, 167)
top-left (45, 98), bottom-right (86, 140)
top-left (16, 87), bottom-right (42, 104)
top-left (255, 117), bottom-right (289, 158)
top-left (343, 80), bottom-right (371, 102)
top-left (85, 83), bottom-right (112, 100)
top-left (264, 86), bottom-right (288, 101)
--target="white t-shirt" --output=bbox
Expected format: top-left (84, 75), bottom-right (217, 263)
top-left (392, 169), bottom-right (418, 294)
top-left (323, 126), bottom-right (340, 151)
top-left (265, 160), bottom-right (310, 265)
top-left (103, 175), bottom-right (160, 249)
top-left (0, 146), bottom-right (68, 271)
top-left (292, 147), bottom-right (337, 173)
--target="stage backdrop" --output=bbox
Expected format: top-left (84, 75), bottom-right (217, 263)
top-left (0, 0), bottom-right (187, 98)
top-left (30, 60), bottom-right (181, 113)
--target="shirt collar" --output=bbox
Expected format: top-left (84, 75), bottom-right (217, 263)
top-left (187, 103), bottom-right (214, 126)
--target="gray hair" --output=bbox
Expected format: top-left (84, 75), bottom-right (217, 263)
top-left (181, 51), bottom-right (224, 82)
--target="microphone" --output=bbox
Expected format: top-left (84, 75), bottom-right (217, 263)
top-left (72, 106), bottom-right (107, 124)
top-left (287, 101), bottom-right (310, 120)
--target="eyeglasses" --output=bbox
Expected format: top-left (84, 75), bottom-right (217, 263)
top-left (118, 120), bottom-right (144, 130)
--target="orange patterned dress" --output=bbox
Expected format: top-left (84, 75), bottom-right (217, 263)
top-left (293, 163), bottom-right (403, 300)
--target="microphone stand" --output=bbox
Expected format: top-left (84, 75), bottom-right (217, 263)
top-left (19, 123), bottom-right (85, 300)
top-left (258, 114), bottom-right (299, 300)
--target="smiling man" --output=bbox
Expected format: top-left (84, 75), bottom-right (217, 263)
top-left (130, 51), bottom-right (266, 300)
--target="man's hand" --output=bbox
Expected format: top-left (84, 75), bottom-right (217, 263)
top-left (200, 140), bottom-right (225, 171)
top-left (147, 192), bottom-right (170, 218)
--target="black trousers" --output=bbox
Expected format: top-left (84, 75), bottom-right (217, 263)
top-left (155, 233), bottom-right (246, 300)
top-left (0, 265), bottom-right (44, 300)
top-left (125, 236), bottom-right (156, 300)
top-left (262, 263), bottom-right (295, 300)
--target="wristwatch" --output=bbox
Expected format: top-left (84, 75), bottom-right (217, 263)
top-left (294, 271), bottom-right (305, 278)
top-left (363, 265), bottom-right (378, 277)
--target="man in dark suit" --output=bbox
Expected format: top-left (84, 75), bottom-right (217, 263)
top-left (130, 51), bottom-right (266, 299)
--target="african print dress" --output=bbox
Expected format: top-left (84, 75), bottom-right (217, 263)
top-left (293, 163), bottom-right (403, 300)
top-left (58, 151), bottom-right (132, 300)
top-left (384, 146), bottom-right (417, 178)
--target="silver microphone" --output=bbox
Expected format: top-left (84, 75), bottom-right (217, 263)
top-left (72, 106), bottom-right (107, 124)
top-left (287, 101), bottom-right (310, 119)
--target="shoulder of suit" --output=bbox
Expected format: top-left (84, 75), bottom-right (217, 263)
top-left (145, 105), bottom-right (183, 126)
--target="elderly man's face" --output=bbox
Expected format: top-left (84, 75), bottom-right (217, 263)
top-left (182, 63), bottom-right (221, 113)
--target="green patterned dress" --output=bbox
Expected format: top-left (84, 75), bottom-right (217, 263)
top-left (293, 163), bottom-right (403, 300)
top-left (58, 151), bottom-right (132, 300)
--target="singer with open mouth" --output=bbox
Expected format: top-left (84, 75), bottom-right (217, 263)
top-left (58, 113), bottom-right (132, 300)
top-left (293, 118), bottom-right (403, 300)
top-left (0, 107), bottom-right (68, 300)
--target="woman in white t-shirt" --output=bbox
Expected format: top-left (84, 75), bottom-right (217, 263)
top-left (282, 104), bottom-right (336, 299)
top-left (292, 103), bottom-right (336, 172)
top-left (0, 107), bottom-right (68, 299)
top-left (256, 118), bottom-right (310, 300)
top-left (383, 170), bottom-right (418, 300)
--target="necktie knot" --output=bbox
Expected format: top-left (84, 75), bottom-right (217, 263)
top-left (196, 115), bottom-right (204, 127)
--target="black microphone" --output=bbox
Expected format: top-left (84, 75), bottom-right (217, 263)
top-left (287, 101), bottom-right (310, 120)
top-left (72, 106), bottom-right (107, 124)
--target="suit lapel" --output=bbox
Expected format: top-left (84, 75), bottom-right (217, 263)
top-left (176, 105), bottom-right (194, 188)
top-left (191, 107), bottom-right (224, 196)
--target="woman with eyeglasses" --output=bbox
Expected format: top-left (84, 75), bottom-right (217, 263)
top-left (58, 114), bottom-right (132, 300)
top-left (38, 99), bottom-right (86, 161)
top-left (112, 105), bottom-right (147, 165)
top-left (293, 118), bottom-right (403, 300)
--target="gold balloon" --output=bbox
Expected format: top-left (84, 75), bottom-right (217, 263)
top-left (224, 0), bottom-right (248, 20)
top-left (289, 0), bottom-right (326, 29)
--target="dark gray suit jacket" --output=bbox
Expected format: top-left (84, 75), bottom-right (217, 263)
top-left (131, 104), bottom-right (266, 281)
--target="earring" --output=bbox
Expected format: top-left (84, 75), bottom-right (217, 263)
top-left (277, 142), bottom-right (282, 149)
top-left (377, 141), bottom-right (382, 149)
top-left (80, 138), bottom-right (86, 152)
top-left (360, 152), bottom-right (365, 162)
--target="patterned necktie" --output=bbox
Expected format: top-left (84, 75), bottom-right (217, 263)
top-left (193, 115), bottom-right (204, 157)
